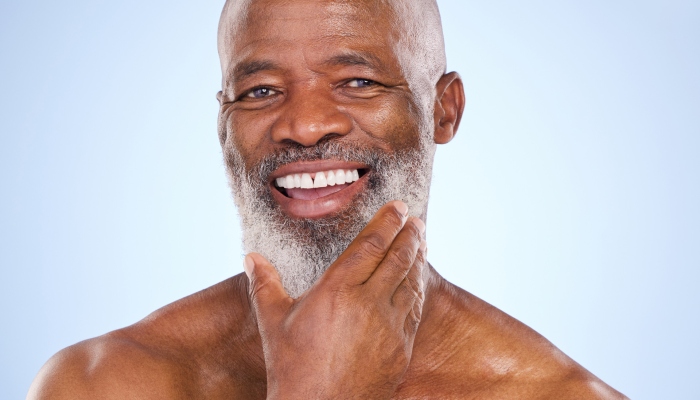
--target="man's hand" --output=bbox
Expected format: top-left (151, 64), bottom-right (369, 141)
top-left (244, 201), bottom-right (427, 399)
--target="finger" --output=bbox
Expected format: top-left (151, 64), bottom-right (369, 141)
top-left (366, 217), bottom-right (425, 296)
top-left (402, 250), bottom-right (427, 337)
top-left (323, 200), bottom-right (409, 287)
top-left (404, 288), bottom-right (424, 337)
top-left (244, 253), bottom-right (292, 327)
top-left (392, 240), bottom-right (426, 313)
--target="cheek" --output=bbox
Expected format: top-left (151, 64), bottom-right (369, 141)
top-left (350, 95), bottom-right (423, 151)
top-left (226, 108), bottom-right (278, 168)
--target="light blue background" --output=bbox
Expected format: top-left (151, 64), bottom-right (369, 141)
top-left (1, 1), bottom-right (698, 398)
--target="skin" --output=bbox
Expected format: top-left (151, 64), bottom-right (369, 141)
top-left (28, 0), bottom-right (628, 398)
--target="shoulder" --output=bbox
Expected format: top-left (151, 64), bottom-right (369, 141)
top-left (539, 374), bottom-right (630, 400)
top-left (28, 274), bottom-right (259, 399)
top-left (410, 274), bottom-right (628, 399)
top-left (27, 332), bottom-right (194, 399)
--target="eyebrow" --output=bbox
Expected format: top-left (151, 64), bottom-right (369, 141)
top-left (232, 59), bottom-right (280, 82)
top-left (230, 51), bottom-right (386, 82)
top-left (323, 51), bottom-right (385, 71)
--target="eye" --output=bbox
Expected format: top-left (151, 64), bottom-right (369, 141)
top-left (346, 79), bottom-right (376, 88)
top-left (245, 87), bottom-right (277, 99)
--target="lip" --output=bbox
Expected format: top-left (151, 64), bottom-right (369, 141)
top-left (269, 160), bottom-right (370, 219)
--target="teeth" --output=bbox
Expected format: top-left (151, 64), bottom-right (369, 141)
top-left (335, 169), bottom-right (345, 183)
top-left (300, 173), bottom-right (313, 189)
top-left (313, 171), bottom-right (328, 188)
top-left (275, 168), bottom-right (361, 189)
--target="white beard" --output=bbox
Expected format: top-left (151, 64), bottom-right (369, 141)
top-left (225, 137), bottom-right (435, 298)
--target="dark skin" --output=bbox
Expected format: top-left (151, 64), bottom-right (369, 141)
top-left (29, 0), bottom-right (627, 398)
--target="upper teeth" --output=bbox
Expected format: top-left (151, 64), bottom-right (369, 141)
top-left (275, 169), bottom-right (360, 189)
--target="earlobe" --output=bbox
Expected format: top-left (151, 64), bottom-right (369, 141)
top-left (433, 72), bottom-right (465, 145)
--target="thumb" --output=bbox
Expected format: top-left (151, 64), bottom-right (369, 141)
top-left (244, 253), bottom-right (291, 325)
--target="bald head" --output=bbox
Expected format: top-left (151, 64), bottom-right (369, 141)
top-left (217, 0), bottom-right (446, 100)
top-left (386, 0), bottom-right (447, 92)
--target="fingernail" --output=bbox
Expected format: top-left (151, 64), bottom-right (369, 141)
top-left (243, 254), bottom-right (254, 279)
top-left (419, 240), bottom-right (427, 252)
top-left (395, 201), bottom-right (408, 218)
top-left (412, 218), bottom-right (426, 235)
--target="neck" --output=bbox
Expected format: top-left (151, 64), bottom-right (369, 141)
top-left (405, 264), bottom-right (469, 372)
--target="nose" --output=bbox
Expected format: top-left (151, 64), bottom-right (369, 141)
top-left (270, 87), bottom-right (353, 147)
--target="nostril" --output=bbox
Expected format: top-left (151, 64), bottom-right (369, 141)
top-left (278, 133), bottom-right (344, 148)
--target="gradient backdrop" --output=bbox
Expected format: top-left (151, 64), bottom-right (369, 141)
top-left (1, 1), bottom-right (698, 398)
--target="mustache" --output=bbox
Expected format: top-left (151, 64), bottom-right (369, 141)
top-left (249, 140), bottom-right (391, 183)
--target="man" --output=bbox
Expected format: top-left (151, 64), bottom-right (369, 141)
top-left (28, 0), bottom-right (627, 398)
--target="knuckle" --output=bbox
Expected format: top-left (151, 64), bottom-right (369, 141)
top-left (384, 206), bottom-right (406, 227)
top-left (415, 248), bottom-right (426, 264)
top-left (391, 246), bottom-right (415, 268)
top-left (404, 301), bottom-right (422, 327)
top-left (405, 275), bottom-right (419, 295)
top-left (412, 252), bottom-right (427, 276)
top-left (335, 249), bottom-right (366, 272)
top-left (384, 272), bottom-right (407, 290)
top-left (413, 290), bottom-right (425, 312)
top-left (392, 283), bottom-right (413, 307)
top-left (248, 276), bottom-right (269, 299)
top-left (404, 220), bottom-right (423, 241)
top-left (248, 272), bottom-right (278, 301)
top-left (408, 261), bottom-right (423, 281)
top-left (358, 231), bottom-right (390, 258)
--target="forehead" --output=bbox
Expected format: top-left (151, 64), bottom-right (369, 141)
top-left (219, 0), bottom-right (403, 77)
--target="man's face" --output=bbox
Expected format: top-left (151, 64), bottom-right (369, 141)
top-left (217, 0), bottom-right (437, 297)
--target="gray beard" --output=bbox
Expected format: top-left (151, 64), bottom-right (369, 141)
top-left (225, 138), bottom-right (434, 298)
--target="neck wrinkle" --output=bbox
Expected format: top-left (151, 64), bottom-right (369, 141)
top-left (404, 266), bottom-right (475, 377)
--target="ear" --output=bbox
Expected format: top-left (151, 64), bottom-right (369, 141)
top-left (433, 72), bottom-right (465, 145)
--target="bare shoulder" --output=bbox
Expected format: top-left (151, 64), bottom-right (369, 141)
top-left (27, 331), bottom-right (194, 399)
top-left (28, 274), bottom-right (264, 399)
top-left (405, 274), bottom-right (628, 399)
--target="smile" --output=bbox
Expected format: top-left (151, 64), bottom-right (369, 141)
top-left (269, 161), bottom-right (369, 219)
top-left (276, 168), bottom-right (360, 196)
